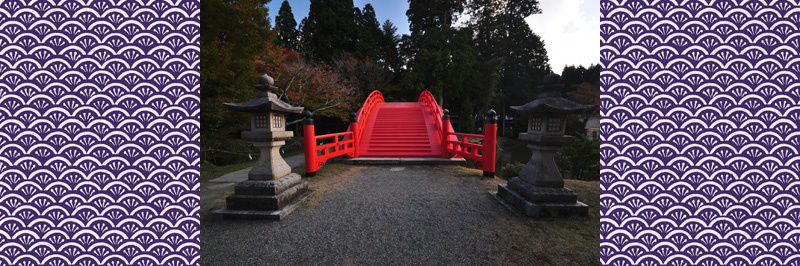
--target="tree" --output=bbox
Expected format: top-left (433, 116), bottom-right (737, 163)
top-left (561, 64), bottom-right (601, 97)
top-left (328, 54), bottom-right (391, 98)
top-left (200, 0), bottom-right (273, 157)
top-left (275, 0), bottom-right (299, 51)
top-left (301, 0), bottom-right (358, 60)
top-left (555, 138), bottom-right (600, 181)
top-left (406, 0), bottom-right (463, 34)
top-left (561, 65), bottom-right (588, 87)
top-left (564, 64), bottom-right (601, 135)
top-left (442, 28), bottom-right (484, 132)
top-left (354, 4), bottom-right (383, 60)
top-left (402, 0), bottom-right (468, 99)
top-left (500, 18), bottom-right (550, 106)
top-left (567, 82), bottom-right (600, 107)
top-left (466, 0), bottom-right (550, 107)
top-left (262, 47), bottom-right (359, 123)
top-left (401, 0), bottom-right (490, 132)
top-left (379, 19), bottom-right (402, 72)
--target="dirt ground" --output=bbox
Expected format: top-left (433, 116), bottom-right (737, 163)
top-left (200, 164), bottom-right (599, 265)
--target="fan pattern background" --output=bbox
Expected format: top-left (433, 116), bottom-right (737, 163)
top-left (601, 1), bottom-right (800, 265)
top-left (0, 1), bottom-right (200, 265)
top-left (1, 0), bottom-right (799, 265)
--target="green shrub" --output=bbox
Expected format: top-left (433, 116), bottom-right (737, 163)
top-left (499, 161), bottom-right (526, 179)
top-left (554, 138), bottom-right (600, 181)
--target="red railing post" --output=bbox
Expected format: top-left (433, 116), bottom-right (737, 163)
top-left (302, 111), bottom-right (318, 177)
top-left (441, 109), bottom-right (451, 158)
top-left (350, 112), bottom-right (358, 157)
top-left (483, 109), bottom-right (497, 178)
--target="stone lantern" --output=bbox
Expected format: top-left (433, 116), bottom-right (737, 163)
top-left (214, 74), bottom-right (313, 220)
top-left (496, 73), bottom-right (597, 217)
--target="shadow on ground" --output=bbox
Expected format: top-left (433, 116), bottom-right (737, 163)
top-left (200, 164), bottom-right (599, 266)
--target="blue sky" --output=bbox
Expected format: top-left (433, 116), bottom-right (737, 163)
top-left (266, 0), bottom-right (411, 36)
top-left (266, 0), bottom-right (599, 70)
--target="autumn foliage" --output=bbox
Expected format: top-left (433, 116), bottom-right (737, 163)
top-left (567, 82), bottom-right (600, 107)
top-left (257, 45), bottom-right (359, 121)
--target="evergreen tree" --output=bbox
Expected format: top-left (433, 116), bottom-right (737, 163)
top-left (467, 0), bottom-right (550, 107)
top-left (587, 63), bottom-right (601, 85)
top-left (561, 64), bottom-right (600, 86)
top-left (561, 64), bottom-right (600, 101)
top-left (200, 0), bottom-right (273, 159)
top-left (275, 0), bottom-right (299, 51)
top-left (406, 0), bottom-right (463, 34)
top-left (403, 0), bottom-right (466, 97)
top-left (502, 18), bottom-right (550, 105)
top-left (443, 28), bottom-right (483, 132)
top-left (298, 17), bottom-right (309, 52)
top-left (402, 0), bottom-right (488, 131)
top-left (379, 19), bottom-right (402, 72)
top-left (354, 4), bottom-right (383, 60)
top-left (301, 0), bottom-right (358, 60)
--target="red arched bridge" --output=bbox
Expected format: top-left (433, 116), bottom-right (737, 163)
top-left (303, 90), bottom-right (497, 178)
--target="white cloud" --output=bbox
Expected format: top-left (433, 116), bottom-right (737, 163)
top-left (525, 0), bottom-right (600, 72)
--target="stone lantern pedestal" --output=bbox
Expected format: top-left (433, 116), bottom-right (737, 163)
top-left (495, 73), bottom-right (596, 218)
top-left (213, 74), bottom-right (314, 220)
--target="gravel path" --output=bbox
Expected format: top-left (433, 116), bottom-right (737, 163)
top-left (200, 165), bottom-right (510, 265)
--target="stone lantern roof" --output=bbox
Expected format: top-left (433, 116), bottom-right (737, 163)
top-left (223, 74), bottom-right (304, 114)
top-left (510, 73), bottom-right (596, 115)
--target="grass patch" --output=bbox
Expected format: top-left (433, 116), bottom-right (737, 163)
top-left (200, 160), bottom-right (255, 183)
top-left (488, 179), bottom-right (600, 265)
top-left (428, 165), bottom-right (600, 265)
top-left (498, 161), bottom-right (525, 179)
top-left (497, 136), bottom-right (600, 181)
top-left (495, 137), bottom-right (531, 180)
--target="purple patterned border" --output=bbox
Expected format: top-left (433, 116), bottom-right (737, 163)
top-left (2, 0), bottom-right (799, 265)
top-left (0, 1), bottom-right (200, 265)
top-left (601, 0), bottom-right (800, 265)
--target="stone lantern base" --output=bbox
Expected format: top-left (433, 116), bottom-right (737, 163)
top-left (213, 141), bottom-right (315, 220)
top-left (214, 173), bottom-right (314, 220)
top-left (493, 134), bottom-right (588, 218)
top-left (495, 178), bottom-right (588, 218)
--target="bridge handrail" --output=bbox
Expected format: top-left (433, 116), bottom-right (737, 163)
top-left (419, 90), bottom-right (461, 152)
top-left (304, 113), bottom-right (358, 177)
top-left (441, 110), bottom-right (498, 178)
top-left (304, 90), bottom-right (495, 178)
top-left (314, 132), bottom-right (355, 157)
top-left (417, 90), bottom-right (444, 141)
top-left (354, 90), bottom-right (385, 141)
top-left (315, 131), bottom-right (353, 140)
top-left (448, 132), bottom-right (484, 139)
top-left (304, 91), bottom-right (383, 176)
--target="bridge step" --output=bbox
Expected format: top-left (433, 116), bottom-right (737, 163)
top-left (360, 152), bottom-right (438, 157)
top-left (370, 134), bottom-right (428, 137)
top-left (368, 145), bottom-right (433, 149)
top-left (360, 102), bottom-right (441, 157)
top-left (369, 140), bottom-right (430, 143)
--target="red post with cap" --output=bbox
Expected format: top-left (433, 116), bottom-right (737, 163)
top-left (350, 112), bottom-right (358, 157)
top-left (302, 111), bottom-right (317, 177)
top-left (441, 109), bottom-right (451, 158)
top-left (483, 109), bottom-right (497, 178)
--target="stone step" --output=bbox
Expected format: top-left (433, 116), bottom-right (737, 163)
top-left (226, 181), bottom-right (309, 211)
top-left (495, 184), bottom-right (588, 218)
top-left (233, 173), bottom-right (302, 196)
